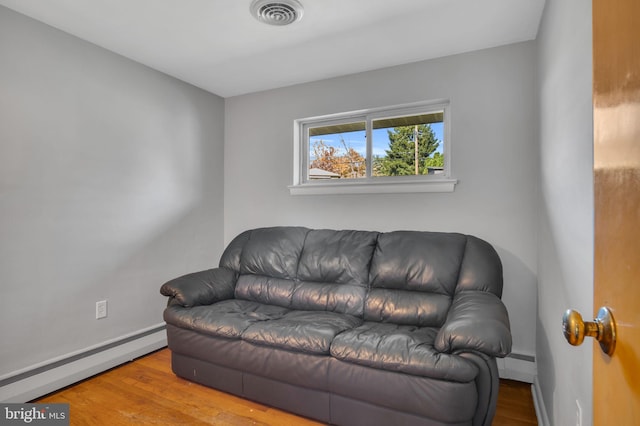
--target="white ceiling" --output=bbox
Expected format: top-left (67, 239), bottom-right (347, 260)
top-left (0, 0), bottom-right (546, 98)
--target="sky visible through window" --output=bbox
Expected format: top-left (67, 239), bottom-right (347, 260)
top-left (310, 122), bottom-right (444, 160)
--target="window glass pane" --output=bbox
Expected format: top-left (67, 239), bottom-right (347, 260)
top-left (308, 121), bottom-right (366, 179)
top-left (371, 112), bottom-right (444, 177)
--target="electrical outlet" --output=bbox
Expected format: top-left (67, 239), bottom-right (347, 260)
top-left (575, 399), bottom-right (583, 426)
top-left (96, 300), bottom-right (107, 319)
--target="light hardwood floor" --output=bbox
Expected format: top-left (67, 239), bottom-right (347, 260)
top-left (35, 348), bottom-right (537, 425)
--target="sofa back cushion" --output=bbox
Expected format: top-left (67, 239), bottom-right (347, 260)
top-left (230, 227), bottom-right (377, 317)
top-left (220, 227), bottom-right (503, 324)
top-left (365, 231), bottom-right (466, 327)
top-left (239, 227), bottom-right (307, 279)
top-left (297, 229), bottom-right (377, 285)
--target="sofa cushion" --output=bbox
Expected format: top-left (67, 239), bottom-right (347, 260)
top-left (239, 226), bottom-right (307, 279)
top-left (235, 275), bottom-right (296, 308)
top-left (242, 310), bottom-right (362, 355)
top-left (364, 289), bottom-right (451, 327)
top-left (235, 275), bottom-right (367, 317)
top-left (235, 275), bottom-right (368, 316)
top-left (234, 228), bottom-right (376, 316)
top-left (365, 231), bottom-right (467, 326)
top-left (291, 281), bottom-right (367, 317)
top-left (163, 300), bottom-right (289, 339)
top-left (369, 231), bottom-right (466, 295)
top-left (330, 322), bottom-right (478, 382)
top-left (294, 229), bottom-right (377, 316)
top-left (297, 229), bottom-right (378, 285)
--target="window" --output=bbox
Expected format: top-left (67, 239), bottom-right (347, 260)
top-left (290, 100), bottom-right (456, 195)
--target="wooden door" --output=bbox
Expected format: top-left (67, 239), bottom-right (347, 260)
top-left (593, 0), bottom-right (640, 423)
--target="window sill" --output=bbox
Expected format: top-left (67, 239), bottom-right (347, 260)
top-left (288, 178), bottom-right (457, 195)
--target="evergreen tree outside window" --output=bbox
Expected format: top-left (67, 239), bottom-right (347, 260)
top-left (372, 114), bottom-right (444, 177)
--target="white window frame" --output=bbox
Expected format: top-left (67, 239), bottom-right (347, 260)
top-left (290, 100), bottom-right (457, 195)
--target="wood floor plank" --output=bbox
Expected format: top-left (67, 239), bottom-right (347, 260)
top-left (35, 348), bottom-right (537, 425)
top-left (493, 379), bottom-right (538, 425)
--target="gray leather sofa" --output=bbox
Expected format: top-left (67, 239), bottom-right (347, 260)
top-left (160, 227), bottom-right (512, 426)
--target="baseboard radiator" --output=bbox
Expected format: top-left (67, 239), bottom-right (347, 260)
top-left (497, 352), bottom-right (536, 383)
top-left (0, 324), bottom-right (167, 403)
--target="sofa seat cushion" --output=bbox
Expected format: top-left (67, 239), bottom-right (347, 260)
top-left (163, 300), bottom-right (290, 339)
top-left (330, 322), bottom-right (478, 382)
top-left (242, 310), bottom-right (362, 355)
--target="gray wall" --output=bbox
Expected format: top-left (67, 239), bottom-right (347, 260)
top-left (225, 41), bottom-right (539, 357)
top-left (537, 0), bottom-right (593, 424)
top-left (0, 6), bottom-right (225, 376)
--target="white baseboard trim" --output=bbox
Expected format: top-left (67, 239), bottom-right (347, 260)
top-left (497, 353), bottom-right (537, 383)
top-left (532, 375), bottom-right (550, 426)
top-left (0, 324), bottom-right (167, 403)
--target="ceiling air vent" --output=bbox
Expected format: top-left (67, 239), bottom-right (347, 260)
top-left (250, 0), bottom-right (304, 26)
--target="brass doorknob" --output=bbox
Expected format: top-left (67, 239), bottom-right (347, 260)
top-left (562, 307), bottom-right (616, 356)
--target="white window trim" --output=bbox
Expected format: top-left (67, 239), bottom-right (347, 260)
top-left (290, 100), bottom-right (457, 195)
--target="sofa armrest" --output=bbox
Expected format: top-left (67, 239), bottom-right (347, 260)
top-left (435, 291), bottom-right (512, 357)
top-left (160, 267), bottom-right (236, 307)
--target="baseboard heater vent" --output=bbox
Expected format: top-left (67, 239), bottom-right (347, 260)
top-left (0, 324), bottom-right (167, 403)
top-left (497, 352), bottom-right (537, 383)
